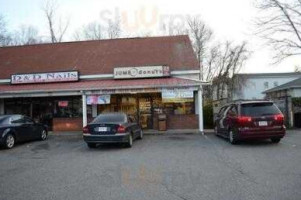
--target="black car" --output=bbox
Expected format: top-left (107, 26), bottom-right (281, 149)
top-left (0, 115), bottom-right (48, 149)
top-left (83, 112), bottom-right (143, 148)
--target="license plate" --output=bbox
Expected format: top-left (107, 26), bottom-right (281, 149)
top-left (258, 121), bottom-right (268, 126)
top-left (95, 127), bottom-right (108, 132)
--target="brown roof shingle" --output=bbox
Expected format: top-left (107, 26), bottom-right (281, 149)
top-left (0, 35), bottom-right (199, 79)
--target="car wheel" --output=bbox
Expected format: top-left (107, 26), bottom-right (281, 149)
top-left (229, 129), bottom-right (238, 145)
top-left (137, 130), bottom-right (143, 140)
top-left (125, 134), bottom-right (133, 148)
top-left (271, 138), bottom-right (281, 143)
top-left (40, 130), bottom-right (47, 141)
top-left (87, 143), bottom-right (97, 148)
top-left (5, 133), bottom-right (15, 149)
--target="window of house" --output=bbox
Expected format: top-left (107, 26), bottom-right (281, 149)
top-left (264, 82), bottom-right (269, 89)
top-left (274, 81), bottom-right (278, 87)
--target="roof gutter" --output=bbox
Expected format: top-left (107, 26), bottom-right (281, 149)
top-left (0, 70), bottom-right (201, 84)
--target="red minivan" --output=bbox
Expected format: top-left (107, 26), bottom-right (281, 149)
top-left (214, 101), bottom-right (286, 144)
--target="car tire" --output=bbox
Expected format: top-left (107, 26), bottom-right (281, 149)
top-left (87, 143), bottom-right (97, 148)
top-left (137, 130), bottom-right (143, 140)
top-left (4, 133), bottom-right (15, 149)
top-left (271, 138), bottom-right (281, 143)
top-left (125, 134), bottom-right (133, 148)
top-left (40, 129), bottom-right (48, 141)
top-left (229, 129), bottom-right (238, 145)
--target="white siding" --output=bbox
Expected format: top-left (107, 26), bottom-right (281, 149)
top-left (292, 88), bottom-right (301, 97)
top-left (233, 75), bottom-right (300, 100)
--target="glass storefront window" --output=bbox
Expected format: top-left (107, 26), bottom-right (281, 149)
top-left (5, 99), bottom-right (31, 116)
top-left (5, 97), bottom-right (82, 119)
top-left (163, 102), bottom-right (194, 115)
top-left (54, 97), bottom-right (82, 118)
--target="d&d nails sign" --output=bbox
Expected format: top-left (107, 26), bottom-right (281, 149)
top-left (11, 71), bottom-right (79, 84)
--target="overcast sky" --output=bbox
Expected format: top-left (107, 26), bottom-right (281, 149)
top-left (1, 0), bottom-right (301, 74)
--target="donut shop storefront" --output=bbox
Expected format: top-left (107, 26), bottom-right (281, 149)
top-left (0, 36), bottom-right (204, 132)
top-left (0, 67), bottom-right (202, 132)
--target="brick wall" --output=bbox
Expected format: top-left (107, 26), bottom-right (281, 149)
top-left (53, 118), bottom-right (83, 131)
top-left (166, 114), bottom-right (198, 129)
top-left (53, 115), bottom-right (199, 131)
top-left (52, 118), bottom-right (94, 131)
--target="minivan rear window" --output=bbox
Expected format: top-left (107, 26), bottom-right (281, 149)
top-left (92, 114), bottom-right (126, 124)
top-left (241, 103), bottom-right (281, 117)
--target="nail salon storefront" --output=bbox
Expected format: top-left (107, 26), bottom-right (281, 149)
top-left (0, 36), bottom-right (204, 132)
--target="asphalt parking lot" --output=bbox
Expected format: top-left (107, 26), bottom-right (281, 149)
top-left (1, 130), bottom-right (301, 200)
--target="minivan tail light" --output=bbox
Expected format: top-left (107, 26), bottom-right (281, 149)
top-left (274, 114), bottom-right (284, 121)
top-left (83, 126), bottom-right (89, 134)
top-left (237, 116), bottom-right (252, 124)
top-left (117, 125), bottom-right (126, 133)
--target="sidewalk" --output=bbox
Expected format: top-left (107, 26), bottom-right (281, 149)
top-left (49, 129), bottom-right (214, 136)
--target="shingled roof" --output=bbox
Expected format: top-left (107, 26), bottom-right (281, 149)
top-left (263, 77), bottom-right (301, 93)
top-left (0, 35), bottom-right (199, 79)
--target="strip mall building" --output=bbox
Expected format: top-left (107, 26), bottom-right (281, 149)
top-left (0, 35), bottom-right (204, 132)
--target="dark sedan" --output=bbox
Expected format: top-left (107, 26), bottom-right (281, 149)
top-left (83, 113), bottom-right (143, 148)
top-left (0, 115), bottom-right (48, 149)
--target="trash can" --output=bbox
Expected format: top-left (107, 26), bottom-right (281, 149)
top-left (158, 114), bottom-right (167, 131)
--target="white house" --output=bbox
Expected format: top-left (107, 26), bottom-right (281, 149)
top-left (232, 72), bottom-right (301, 100)
top-left (264, 77), bottom-right (301, 128)
top-left (212, 72), bottom-right (301, 115)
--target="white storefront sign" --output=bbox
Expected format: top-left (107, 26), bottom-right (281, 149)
top-left (114, 66), bottom-right (170, 79)
top-left (162, 88), bottom-right (194, 103)
top-left (162, 88), bottom-right (194, 99)
top-left (86, 95), bottom-right (111, 105)
top-left (11, 71), bottom-right (79, 84)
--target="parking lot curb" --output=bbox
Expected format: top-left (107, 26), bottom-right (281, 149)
top-left (49, 129), bottom-right (214, 136)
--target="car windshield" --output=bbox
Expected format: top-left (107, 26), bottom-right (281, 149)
top-left (241, 103), bottom-right (281, 117)
top-left (92, 114), bottom-right (126, 124)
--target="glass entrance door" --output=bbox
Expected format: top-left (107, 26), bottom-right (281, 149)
top-left (139, 97), bottom-right (152, 129)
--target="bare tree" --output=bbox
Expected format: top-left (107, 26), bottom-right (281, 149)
top-left (255, 0), bottom-right (301, 62)
top-left (294, 65), bottom-right (301, 72)
top-left (211, 41), bottom-right (250, 100)
top-left (74, 22), bottom-right (103, 41)
top-left (42, 0), bottom-right (69, 43)
top-left (165, 17), bottom-right (213, 81)
top-left (107, 19), bottom-right (121, 39)
top-left (12, 25), bottom-right (42, 45)
top-left (0, 15), bottom-right (12, 46)
top-left (73, 19), bottom-right (121, 41)
top-left (165, 16), bottom-right (249, 100)
top-left (186, 17), bottom-right (213, 80)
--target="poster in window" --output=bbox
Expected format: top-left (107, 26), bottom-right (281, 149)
top-left (87, 95), bottom-right (111, 105)
top-left (162, 89), bottom-right (194, 103)
top-left (97, 95), bottom-right (111, 104)
top-left (58, 101), bottom-right (69, 107)
top-left (87, 96), bottom-right (98, 105)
